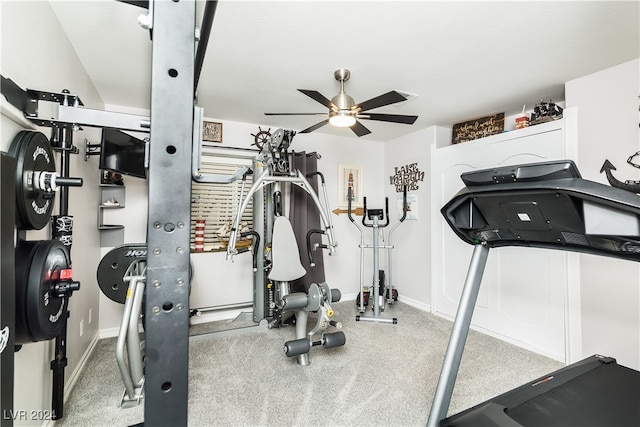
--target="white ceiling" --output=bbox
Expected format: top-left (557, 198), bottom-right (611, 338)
top-left (50, 1), bottom-right (639, 141)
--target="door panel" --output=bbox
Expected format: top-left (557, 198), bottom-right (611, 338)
top-left (432, 124), bottom-right (567, 360)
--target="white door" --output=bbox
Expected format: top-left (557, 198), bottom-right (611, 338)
top-left (431, 122), bottom-right (569, 361)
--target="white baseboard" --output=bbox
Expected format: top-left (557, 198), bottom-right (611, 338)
top-left (340, 292), bottom-right (358, 302)
top-left (397, 294), bottom-right (431, 312)
top-left (432, 311), bottom-right (565, 362)
top-left (98, 327), bottom-right (120, 339)
top-left (190, 309), bottom-right (248, 325)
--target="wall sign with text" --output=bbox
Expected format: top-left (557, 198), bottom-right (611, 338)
top-left (452, 112), bottom-right (505, 144)
top-left (390, 162), bottom-right (424, 192)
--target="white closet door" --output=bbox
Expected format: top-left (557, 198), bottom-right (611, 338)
top-left (431, 123), bottom-right (568, 361)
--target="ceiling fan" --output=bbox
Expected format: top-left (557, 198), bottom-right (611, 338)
top-left (264, 69), bottom-right (418, 137)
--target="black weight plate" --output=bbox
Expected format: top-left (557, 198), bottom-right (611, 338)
top-left (96, 244), bottom-right (147, 304)
top-left (15, 240), bottom-right (70, 344)
top-left (96, 244), bottom-right (193, 304)
top-left (15, 241), bottom-right (40, 344)
top-left (8, 131), bottom-right (56, 230)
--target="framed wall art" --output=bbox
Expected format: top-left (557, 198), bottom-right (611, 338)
top-left (338, 164), bottom-right (363, 208)
top-left (202, 120), bottom-right (222, 143)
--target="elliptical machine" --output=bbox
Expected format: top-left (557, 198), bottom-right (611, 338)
top-left (348, 185), bottom-right (407, 324)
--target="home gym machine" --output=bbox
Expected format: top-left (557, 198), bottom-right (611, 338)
top-left (348, 185), bottom-right (407, 324)
top-left (226, 128), bottom-right (345, 366)
top-left (427, 160), bottom-right (640, 427)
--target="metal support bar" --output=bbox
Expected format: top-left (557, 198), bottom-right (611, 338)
top-left (144, 0), bottom-right (195, 424)
top-left (116, 277), bottom-right (143, 404)
top-left (426, 243), bottom-right (490, 427)
top-left (295, 310), bottom-right (310, 367)
top-left (372, 216), bottom-right (381, 318)
top-left (127, 279), bottom-right (145, 388)
top-left (194, 1), bottom-right (218, 92)
top-left (55, 105), bottom-right (150, 132)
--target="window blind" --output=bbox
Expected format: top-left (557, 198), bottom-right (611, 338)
top-left (190, 146), bottom-right (254, 252)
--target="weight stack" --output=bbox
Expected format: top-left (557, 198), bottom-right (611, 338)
top-left (1, 153), bottom-right (16, 427)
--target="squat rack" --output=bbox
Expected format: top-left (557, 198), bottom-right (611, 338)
top-left (1, 1), bottom-right (213, 424)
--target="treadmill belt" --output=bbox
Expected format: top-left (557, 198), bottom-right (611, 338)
top-left (508, 362), bottom-right (640, 427)
top-left (442, 357), bottom-right (640, 427)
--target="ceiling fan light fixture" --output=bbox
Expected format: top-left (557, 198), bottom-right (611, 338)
top-left (329, 112), bottom-right (357, 127)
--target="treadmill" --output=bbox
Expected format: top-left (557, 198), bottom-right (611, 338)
top-left (427, 160), bottom-right (640, 427)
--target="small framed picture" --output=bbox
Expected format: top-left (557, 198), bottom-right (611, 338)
top-left (338, 164), bottom-right (363, 208)
top-left (203, 121), bottom-right (222, 143)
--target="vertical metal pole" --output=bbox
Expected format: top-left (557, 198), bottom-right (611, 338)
top-left (372, 216), bottom-right (380, 318)
top-left (145, 0), bottom-right (195, 425)
top-left (252, 158), bottom-right (265, 322)
top-left (51, 125), bottom-right (73, 420)
top-left (426, 243), bottom-right (489, 427)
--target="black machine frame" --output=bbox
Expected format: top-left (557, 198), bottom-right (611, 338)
top-left (1, 154), bottom-right (16, 427)
top-left (1, 0), bottom-right (208, 424)
top-left (143, 0), bottom-right (196, 424)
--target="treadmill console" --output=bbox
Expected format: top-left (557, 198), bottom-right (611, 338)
top-left (442, 160), bottom-right (640, 261)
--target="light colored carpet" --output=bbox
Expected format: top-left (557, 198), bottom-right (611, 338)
top-left (56, 300), bottom-right (563, 426)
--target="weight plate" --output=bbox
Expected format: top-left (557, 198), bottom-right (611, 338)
top-left (8, 131), bottom-right (56, 230)
top-left (15, 240), bottom-right (70, 344)
top-left (96, 244), bottom-right (193, 304)
top-left (96, 244), bottom-right (147, 304)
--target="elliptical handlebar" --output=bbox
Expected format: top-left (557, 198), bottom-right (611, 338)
top-left (388, 185), bottom-right (408, 236)
top-left (361, 196), bottom-right (367, 227)
top-left (384, 197), bottom-right (390, 227)
top-left (398, 185), bottom-right (408, 223)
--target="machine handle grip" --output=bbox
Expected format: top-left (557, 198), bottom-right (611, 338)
top-left (347, 187), bottom-right (356, 223)
top-left (306, 229), bottom-right (325, 267)
top-left (239, 231), bottom-right (260, 271)
top-left (241, 168), bottom-right (253, 180)
top-left (398, 185), bottom-right (408, 223)
top-left (383, 197), bottom-right (390, 227)
top-left (306, 171), bottom-right (325, 184)
top-left (361, 197), bottom-right (368, 227)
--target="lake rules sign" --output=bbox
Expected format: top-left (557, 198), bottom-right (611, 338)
top-left (390, 163), bottom-right (424, 192)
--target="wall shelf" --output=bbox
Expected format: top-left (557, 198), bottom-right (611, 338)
top-left (98, 184), bottom-right (125, 247)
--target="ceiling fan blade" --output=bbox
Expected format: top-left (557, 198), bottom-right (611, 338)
top-left (298, 89), bottom-right (337, 110)
top-left (361, 113), bottom-right (418, 125)
top-left (300, 120), bottom-right (329, 133)
top-left (350, 120), bottom-right (371, 137)
top-left (355, 91), bottom-right (407, 112)
top-left (264, 113), bottom-right (328, 116)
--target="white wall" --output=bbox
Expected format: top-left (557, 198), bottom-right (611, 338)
top-left (566, 58), bottom-right (640, 370)
top-left (382, 126), bottom-right (442, 310)
top-left (1, 1), bottom-right (103, 422)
